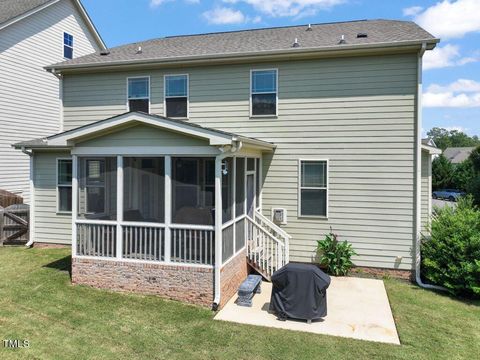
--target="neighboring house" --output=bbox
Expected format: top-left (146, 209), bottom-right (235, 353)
top-left (0, 0), bottom-right (106, 202)
top-left (443, 147), bottom-right (475, 164)
top-left (15, 20), bottom-right (440, 308)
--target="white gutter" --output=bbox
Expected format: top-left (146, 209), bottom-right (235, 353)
top-left (415, 42), bottom-right (446, 292)
top-left (212, 142), bottom-right (242, 309)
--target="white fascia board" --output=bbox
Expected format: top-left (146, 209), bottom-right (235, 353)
top-left (47, 113), bottom-right (233, 146)
top-left (421, 144), bottom-right (442, 155)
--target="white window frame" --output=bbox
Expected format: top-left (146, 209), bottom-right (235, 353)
top-left (250, 68), bottom-right (278, 118)
top-left (164, 74), bottom-right (189, 119)
top-left (63, 32), bottom-right (73, 59)
top-left (298, 159), bottom-right (329, 218)
top-left (56, 157), bottom-right (72, 214)
top-left (126, 76), bottom-right (151, 112)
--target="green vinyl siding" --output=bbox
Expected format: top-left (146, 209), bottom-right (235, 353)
top-left (58, 52), bottom-right (418, 269)
top-left (33, 151), bottom-right (72, 244)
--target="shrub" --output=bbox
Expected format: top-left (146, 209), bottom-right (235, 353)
top-left (422, 196), bottom-right (480, 298)
top-left (317, 230), bottom-right (356, 276)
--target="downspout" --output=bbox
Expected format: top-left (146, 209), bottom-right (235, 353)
top-left (212, 141), bottom-right (242, 310)
top-left (21, 147), bottom-right (35, 247)
top-left (415, 43), bottom-right (446, 291)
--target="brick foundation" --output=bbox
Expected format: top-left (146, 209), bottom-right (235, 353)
top-left (72, 258), bottom-right (214, 307)
top-left (350, 266), bottom-right (413, 281)
top-left (220, 249), bottom-right (248, 308)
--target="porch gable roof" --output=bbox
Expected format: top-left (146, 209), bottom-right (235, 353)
top-left (14, 112), bottom-right (275, 151)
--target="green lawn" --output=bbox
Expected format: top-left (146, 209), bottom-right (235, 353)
top-left (0, 247), bottom-right (478, 360)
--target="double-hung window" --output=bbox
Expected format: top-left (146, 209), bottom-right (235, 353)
top-left (63, 32), bottom-right (73, 59)
top-left (127, 77), bottom-right (150, 113)
top-left (299, 160), bottom-right (328, 217)
top-left (57, 159), bottom-right (72, 212)
top-left (251, 69), bottom-right (277, 116)
top-left (165, 74), bottom-right (188, 118)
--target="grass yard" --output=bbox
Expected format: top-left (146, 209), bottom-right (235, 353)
top-left (0, 247), bottom-right (479, 360)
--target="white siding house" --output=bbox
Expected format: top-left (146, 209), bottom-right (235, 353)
top-left (0, 0), bottom-right (105, 202)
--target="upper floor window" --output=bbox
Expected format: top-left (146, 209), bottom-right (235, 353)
top-left (57, 158), bottom-right (72, 212)
top-left (127, 77), bottom-right (150, 113)
top-left (299, 160), bottom-right (328, 217)
top-left (165, 74), bottom-right (188, 118)
top-left (251, 69), bottom-right (277, 116)
top-left (63, 32), bottom-right (73, 59)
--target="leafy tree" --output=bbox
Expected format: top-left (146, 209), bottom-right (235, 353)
top-left (452, 159), bottom-right (475, 191)
top-left (432, 154), bottom-right (454, 190)
top-left (469, 145), bottom-right (480, 173)
top-left (427, 127), bottom-right (480, 151)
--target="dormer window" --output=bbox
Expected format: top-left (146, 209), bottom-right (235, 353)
top-left (63, 32), bottom-right (73, 59)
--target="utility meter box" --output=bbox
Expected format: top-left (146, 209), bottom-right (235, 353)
top-left (272, 208), bottom-right (287, 225)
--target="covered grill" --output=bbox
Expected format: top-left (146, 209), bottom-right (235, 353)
top-left (269, 263), bottom-right (331, 321)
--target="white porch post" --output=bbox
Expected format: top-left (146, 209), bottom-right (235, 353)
top-left (213, 155), bottom-right (223, 306)
top-left (72, 155), bottom-right (78, 257)
top-left (164, 156), bottom-right (172, 263)
top-left (116, 155), bottom-right (123, 260)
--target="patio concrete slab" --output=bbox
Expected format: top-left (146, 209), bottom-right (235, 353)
top-left (215, 277), bottom-right (400, 345)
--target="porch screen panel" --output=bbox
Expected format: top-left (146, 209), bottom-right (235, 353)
top-left (235, 158), bottom-right (245, 216)
top-left (78, 157), bottom-right (117, 220)
top-left (123, 157), bottom-right (165, 223)
top-left (172, 157), bottom-right (215, 225)
top-left (222, 157), bottom-right (234, 223)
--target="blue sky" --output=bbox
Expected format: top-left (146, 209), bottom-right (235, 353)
top-left (82, 0), bottom-right (480, 136)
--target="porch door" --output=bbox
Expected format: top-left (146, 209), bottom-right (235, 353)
top-left (247, 174), bottom-right (255, 218)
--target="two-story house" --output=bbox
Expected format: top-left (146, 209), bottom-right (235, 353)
top-left (15, 20), bottom-right (441, 308)
top-left (0, 0), bottom-right (105, 202)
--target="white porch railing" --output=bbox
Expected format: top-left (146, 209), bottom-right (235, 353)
top-left (169, 225), bottom-right (215, 265)
top-left (76, 221), bottom-right (214, 265)
top-left (246, 210), bottom-right (291, 278)
top-left (123, 225), bottom-right (165, 261)
top-left (77, 223), bottom-right (117, 258)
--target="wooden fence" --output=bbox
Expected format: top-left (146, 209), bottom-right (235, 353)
top-left (0, 204), bottom-right (29, 246)
top-left (0, 190), bottom-right (23, 208)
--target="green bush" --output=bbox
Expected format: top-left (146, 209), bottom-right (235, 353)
top-left (317, 231), bottom-right (356, 276)
top-left (422, 196), bottom-right (480, 298)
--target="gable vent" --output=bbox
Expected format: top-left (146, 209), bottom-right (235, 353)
top-left (356, 33), bottom-right (368, 38)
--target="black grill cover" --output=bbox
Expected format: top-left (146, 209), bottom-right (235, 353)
top-left (269, 263), bottom-right (331, 321)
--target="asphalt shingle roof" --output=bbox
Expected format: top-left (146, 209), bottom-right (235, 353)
top-left (47, 19), bottom-right (438, 70)
top-left (0, 0), bottom-right (52, 26)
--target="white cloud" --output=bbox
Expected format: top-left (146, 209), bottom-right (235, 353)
top-left (423, 44), bottom-right (479, 70)
top-left (423, 79), bottom-right (480, 108)
top-left (403, 6), bottom-right (423, 16)
top-left (202, 7), bottom-right (247, 25)
top-left (223, 0), bottom-right (345, 18)
top-left (409, 0), bottom-right (480, 39)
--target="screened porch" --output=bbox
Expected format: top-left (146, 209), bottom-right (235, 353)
top-left (72, 154), bottom-right (262, 267)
